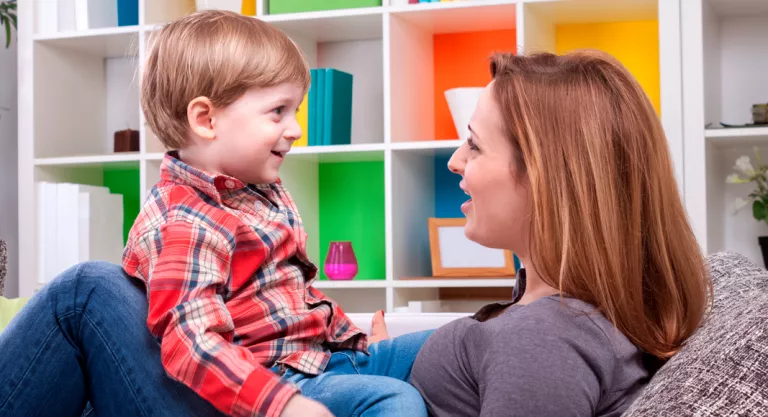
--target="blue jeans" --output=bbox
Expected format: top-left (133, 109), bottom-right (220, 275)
top-left (0, 261), bottom-right (432, 417)
top-left (280, 330), bottom-right (433, 417)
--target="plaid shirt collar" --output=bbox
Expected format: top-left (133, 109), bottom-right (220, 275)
top-left (160, 151), bottom-right (281, 204)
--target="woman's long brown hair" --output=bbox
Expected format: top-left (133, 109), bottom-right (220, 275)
top-left (490, 50), bottom-right (712, 359)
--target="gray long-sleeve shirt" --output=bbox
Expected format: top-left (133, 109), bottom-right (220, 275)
top-left (410, 273), bottom-right (651, 417)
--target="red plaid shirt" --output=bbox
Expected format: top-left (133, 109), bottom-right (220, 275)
top-left (122, 152), bottom-right (367, 417)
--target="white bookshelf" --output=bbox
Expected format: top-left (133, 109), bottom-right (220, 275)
top-left (682, 0), bottom-right (768, 266)
top-left (18, 0), bottom-right (685, 313)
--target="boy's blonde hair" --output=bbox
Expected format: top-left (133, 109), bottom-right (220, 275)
top-left (141, 10), bottom-right (311, 149)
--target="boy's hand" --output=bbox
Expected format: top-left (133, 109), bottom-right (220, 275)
top-left (281, 395), bottom-right (334, 417)
top-left (369, 310), bottom-right (389, 343)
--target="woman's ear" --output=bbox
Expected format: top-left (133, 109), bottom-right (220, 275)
top-left (187, 96), bottom-right (216, 141)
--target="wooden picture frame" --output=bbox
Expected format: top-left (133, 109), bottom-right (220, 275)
top-left (428, 218), bottom-right (517, 278)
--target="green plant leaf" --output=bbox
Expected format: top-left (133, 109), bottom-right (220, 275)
top-left (754, 200), bottom-right (767, 221)
top-left (2, 16), bottom-right (9, 48)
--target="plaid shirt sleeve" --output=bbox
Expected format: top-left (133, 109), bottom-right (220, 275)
top-left (123, 220), bottom-right (299, 417)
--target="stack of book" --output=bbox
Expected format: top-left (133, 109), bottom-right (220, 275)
top-left (37, 182), bottom-right (125, 285)
top-left (299, 68), bottom-right (354, 147)
top-left (36, 0), bottom-right (138, 34)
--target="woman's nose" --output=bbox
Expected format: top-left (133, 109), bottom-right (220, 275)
top-left (447, 147), bottom-right (465, 175)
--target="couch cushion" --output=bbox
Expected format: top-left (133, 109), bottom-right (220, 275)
top-left (0, 296), bottom-right (29, 333)
top-left (623, 252), bottom-right (768, 416)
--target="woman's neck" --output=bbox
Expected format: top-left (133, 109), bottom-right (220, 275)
top-left (515, 257), bottom-right (559, 305)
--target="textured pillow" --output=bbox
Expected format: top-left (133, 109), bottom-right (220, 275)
top-left (623, 252), bottom-right (768, 416)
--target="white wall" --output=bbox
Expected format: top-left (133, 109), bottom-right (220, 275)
top-left (0, 40), bottom-right (18, 297)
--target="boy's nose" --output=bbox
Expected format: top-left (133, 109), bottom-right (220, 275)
top-left (284, 118), bottom-right (302, 142)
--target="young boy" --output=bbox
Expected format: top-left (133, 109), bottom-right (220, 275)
top-left (122, 10), bottom-right (431, 417)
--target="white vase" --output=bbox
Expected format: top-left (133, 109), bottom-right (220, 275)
top-left (196, 0), bottom-right (242, 13)
top-left (444, 87), bottom-right (483, 141)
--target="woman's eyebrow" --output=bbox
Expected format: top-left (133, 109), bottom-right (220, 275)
top-left (468, 125), bottom-right (480, 140)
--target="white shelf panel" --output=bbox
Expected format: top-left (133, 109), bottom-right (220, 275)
top-left (288, 143), bottom-right (386, 162)
top-left (391, 140), bottom-right (462, 150)
top-left (262, 7), bottom-right (383, 42)
top-left (389, 0), bottom-right (517, 33)
top-left (34, 26), bottom-right (141, 58)
top-left (146, 145), bottom-right (388, 163)
top-left (393, 278), bottom-right (516, 288)
top-left (34, 153), bottom-right (142, 167)
top-left (706, 127), bottom-right (768, 147)
top-left (312, 280), bottom-right (388, 289)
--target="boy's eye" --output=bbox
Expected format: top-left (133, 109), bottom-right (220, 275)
top-left (273, 106), bottom-right (286, 115)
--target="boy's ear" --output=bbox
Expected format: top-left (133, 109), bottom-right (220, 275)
top-left (187, 96), bottom-right (216, 141)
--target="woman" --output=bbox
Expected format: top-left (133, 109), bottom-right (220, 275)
top-left (0, 50), bottom-right (710, 417)
top-left (407, 51), bottom-right (712, 416)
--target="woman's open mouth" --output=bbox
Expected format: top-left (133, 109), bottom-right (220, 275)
top-left (461, 187), bottom-right (472, 214)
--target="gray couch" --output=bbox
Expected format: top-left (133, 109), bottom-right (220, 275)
top-left (624, 252), bottom-right (768, 415)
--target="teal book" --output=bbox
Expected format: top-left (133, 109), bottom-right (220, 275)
top-left (322, 69), bottom-right (354, 146)
top-left (316, 69), bottom-right (326, 146)
top-left (309, 69), bottom-right (318, 146)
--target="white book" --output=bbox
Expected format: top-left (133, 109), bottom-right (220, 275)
top-left (56, 183), bottom-right (80, 276)
top-left (39, 182), bottom-right (59, 283)
top-left (77, 185), bottom-right (110, 263)
top-left (74, 0), bottom-right (117, 31)
top-left (57, 0), bottom-right (76, 32)
top-left (36, 0), bottom-right (58, 35)
top-left (104, 193), bottom-right (124, 264)
top-left (87, 191), bottom-right (124, 265)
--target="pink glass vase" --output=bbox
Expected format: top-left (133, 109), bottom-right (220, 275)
top-left (324, 241), bottom-right (358, 280)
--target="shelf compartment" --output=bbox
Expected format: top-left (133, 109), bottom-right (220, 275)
top-left (316, 288), bottom-right (386, 313)
top-left (701, 2), bottom-right (768, 128)
top-left (389, 3), bottom-right (517, 143)
top-left (281, 158), bottom-right (386, 281)
top-left (34, 37), bottom-right (140, 159)
top-left (522, 0), bottom-right (660, 114)
top-left (35, 161), bottom-right (141, 247)
top-left (393, 286), bottom-right (513, 314)
top-left (275, 16), bottom-right (385, 147)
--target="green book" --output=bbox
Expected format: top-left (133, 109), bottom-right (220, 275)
top-left (269, 0), bottom-right (382, 15)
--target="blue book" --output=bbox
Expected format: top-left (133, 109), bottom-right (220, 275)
top-left (322, 69), bottom-right (353, 146)
top-left (309, 69), bottom-right (318, 146)
top-left (117, 0), bottom-right (139, 26)
top-left (315, 69), bottom-right (326, 146)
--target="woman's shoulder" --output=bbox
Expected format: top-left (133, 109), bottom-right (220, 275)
top-left (493, 296), bottom-right (650, 395)
top-left (500, 295), bottom-right (638, 357)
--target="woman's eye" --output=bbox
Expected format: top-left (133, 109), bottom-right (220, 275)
top-left (467, 138), bottom-right (479, 151)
